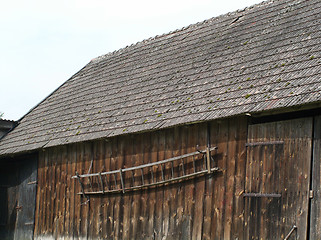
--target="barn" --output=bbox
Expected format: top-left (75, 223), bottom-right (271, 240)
top-left (0, 0), bottom-right (321, 239)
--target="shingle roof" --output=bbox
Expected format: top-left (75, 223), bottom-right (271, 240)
top-left (0, 0), bottom-right (320, 155)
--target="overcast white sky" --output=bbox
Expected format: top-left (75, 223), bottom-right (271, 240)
top-left (0, 0), bottom-right (263, 120)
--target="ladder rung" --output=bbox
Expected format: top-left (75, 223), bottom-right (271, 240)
top-left (140, 168), bottom-right (144, 185)
top-left (150, 166), bottom-right (154, 183)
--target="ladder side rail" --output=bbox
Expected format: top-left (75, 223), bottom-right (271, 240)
top-left (71, 147), bottom-right (217, 179)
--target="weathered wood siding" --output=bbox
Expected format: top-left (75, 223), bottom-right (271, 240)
top-left (34, 117), bottom-right (248, 239)
top-left (33, 115), bottom-right (321, 239)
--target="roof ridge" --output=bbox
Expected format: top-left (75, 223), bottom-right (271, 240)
top-left (90, 0), bottom-right (277, 64)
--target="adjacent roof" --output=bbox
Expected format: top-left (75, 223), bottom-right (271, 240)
top-left (0, 0), bottom-right (320, 155)
top-left (0, 120), bottom-right (17, 140)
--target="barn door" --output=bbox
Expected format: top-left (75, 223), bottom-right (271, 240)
top-left (244, 117), bottom-right (313, 240)
top-left (14, 157), bottom-right (38, 240)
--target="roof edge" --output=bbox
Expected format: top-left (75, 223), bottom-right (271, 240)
top-left (16, 61), bottom-right (93, 123)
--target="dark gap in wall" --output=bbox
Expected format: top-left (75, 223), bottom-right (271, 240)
top-left (249, 107), bottom-right (321, 124)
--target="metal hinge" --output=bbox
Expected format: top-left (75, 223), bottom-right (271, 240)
top-left (284, 225), bottom-right (297, 240)
top-left (24, 222), bottom-right (34, 226)
top-left (309, 190), bottom-right (314, 199)
top-left (27, 180), bottom-right (37, 185)
top-left (15, 206), bottom-right (23, 211)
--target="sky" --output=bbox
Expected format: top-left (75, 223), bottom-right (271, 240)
top-left (0, 0), bottom-right (263, 121)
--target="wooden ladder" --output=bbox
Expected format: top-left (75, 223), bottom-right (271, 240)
top-left (72, 146), bottom-right (219, 195)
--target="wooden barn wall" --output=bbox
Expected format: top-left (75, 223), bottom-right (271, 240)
top-left (34, 116), bottom-right (247, 239)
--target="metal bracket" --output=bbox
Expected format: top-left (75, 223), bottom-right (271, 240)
top-left (27, 180), bottom-right (37, 185)
top-left (243, 192), bottom-right (281, 198)
top-left (309, 190), bottom-right (314, 199)
top-left (284, 225), bottom-right (297, 240)
top-left (15, 206), bottom-right (23, 211)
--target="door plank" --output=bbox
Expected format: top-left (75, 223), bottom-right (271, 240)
top-left (310, 115), bottom-right (321, 239)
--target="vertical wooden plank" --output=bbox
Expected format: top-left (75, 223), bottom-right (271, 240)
top-left (98, 140), bottom-right (106, 238)
top-left (81, 143), bottom-right (91, 239)
top-left (75, 143), bottom-right (84, 239)
top-left (115, 136), bottom-right (125, 240)
top-left (280, 120), bottom-right (290, 239)
top-left (264, 123), bottom-right (276, 239)
top-left (87, 142), bottom-right (95, 239)
top-left (148, 131), bottom-right (158, 239)
top-left (310, 115), bottom-right (321, 239)
top-left (92, 142), bottom-right (101, 239)
top-left (130, 134), bottom-right (142, 239)
top-left (231, 117), bottom-right (247, 239)
top-left (121, 136), bottom-right (133, 240)
top-left (274, 121), bottom-right (284, 239)
top-left (63, 145), bottom-right (71, 239)
top-left (69, 143), bottom-right (77, 239)
top-left (58, 146), bottom-right (67, 238)
top-left (34, 151), bottom-right (44, 237)
top-left (155, 130), bottom-right (165, 239)
top-left (192, 123), bottom-right (206, 240)
top-left (202, 123), bottom-right (213, 240)
top-left (258, 123), bottom-right (268, 240)
top-left (53, 148), bottom-right (60, 239)
top-left (87, 143), bottom-right (95, 239)
top-left (49, 148), bottom-right (57, 236)
top-left (161, 129), bottom-right (172, 239)
top-left (223, 118), bottom-right (237, 240)
top-left (103, 139), bottom-right (113, 240)
top-left (296, 118), bottom-right (312, 239)
top-left (167, 127), bottom-right (180, 240)
top-left (210, 120), bottom-right (228, 239)
top-left (243, 123), bottom-right (254, 240)
top-left (54, 147), bottom-right (62, 238)
top-left (182, 124), bottom-right (197, 240)
top-left (140, 132), bottom-right (151, 239)
top-left (288, 119), bottom-right (296, 235)
top-left (111, 137), bottom-right (121, 240)
top-left (176, 126), bottom-right (187, 240)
